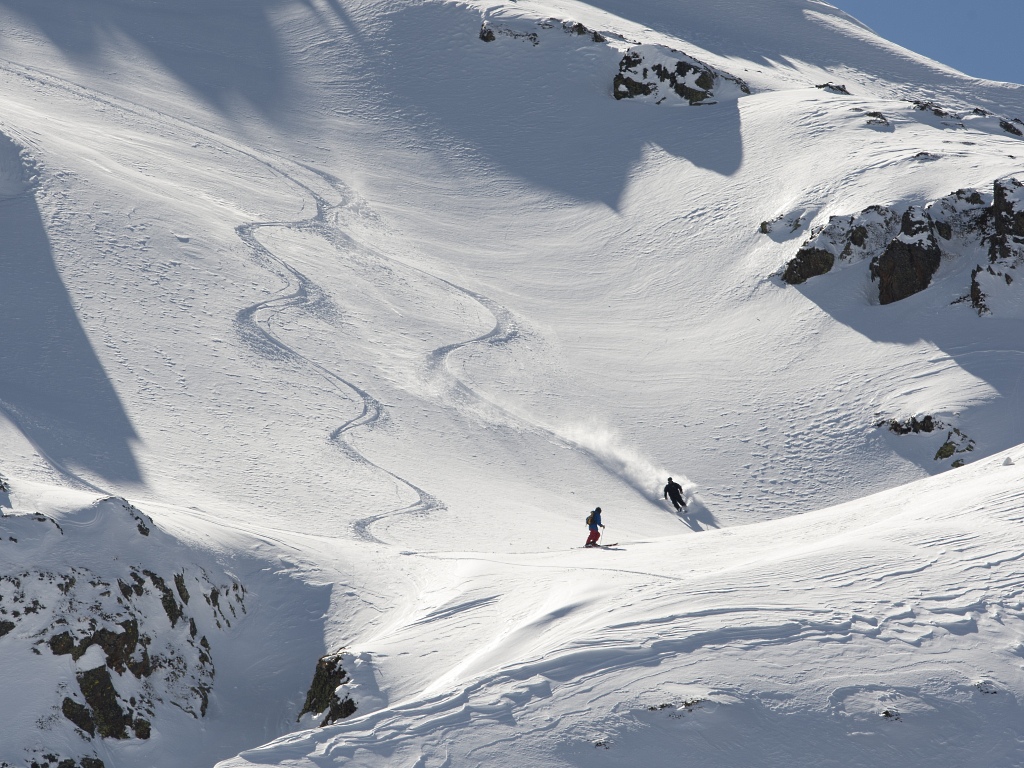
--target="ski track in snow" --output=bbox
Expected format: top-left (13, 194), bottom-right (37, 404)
top-left (233, 167), bottom-right (687, 540)
top-left (223, 466), bottom-right (1024, 767)
top-left (11, 5), bottom-right (1024, 765)
top-left (0, 56), bottom-right (697, 542)
top-left (232, 178), bottom-right (448, 546)
top-left (0, 54), bottom-right (518, 544)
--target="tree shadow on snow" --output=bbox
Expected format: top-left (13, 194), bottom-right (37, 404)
top-left (371, 4), bottom-right (745, 208)
top-left (0, 189), bottom-right (142, 486)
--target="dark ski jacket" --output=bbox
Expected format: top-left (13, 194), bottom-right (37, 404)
top-left (588, 509), bottom-right (603, 530)
top-left (664, 481), bottom-right (684, 502)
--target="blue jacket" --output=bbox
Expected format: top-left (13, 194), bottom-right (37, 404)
top-left (588, 509), bottom-right (602, 531)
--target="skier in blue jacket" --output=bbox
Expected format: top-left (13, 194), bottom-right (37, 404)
top-left (585, 507), bottom-right (604, 547)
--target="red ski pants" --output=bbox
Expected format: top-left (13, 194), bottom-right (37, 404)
top-left (586, 529), bottom-right (601, 546)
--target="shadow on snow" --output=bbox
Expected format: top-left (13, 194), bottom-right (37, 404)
top-left (0, 180), bottom-right (142, 485)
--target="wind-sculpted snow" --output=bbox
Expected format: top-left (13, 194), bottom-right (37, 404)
top-left (220, 455), bottom-right (1024, 768)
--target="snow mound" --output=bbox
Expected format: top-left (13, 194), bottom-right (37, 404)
top-left (217, 452), bottom-right (1024, 768)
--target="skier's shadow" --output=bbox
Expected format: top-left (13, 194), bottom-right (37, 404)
top-left (672, 500), bottom-right (719, 532)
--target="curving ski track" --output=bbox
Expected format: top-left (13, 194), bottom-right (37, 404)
top-left (0, 59), bottom-right (456, 539)
top-left (231, 177), bottom-right (451, 546)
top-left (230, 163), bottom-right (550, 544)
top-left (0, 58), bottom-right (683, 543)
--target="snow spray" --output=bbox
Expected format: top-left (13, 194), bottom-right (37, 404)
top-left (557, 421), bottom-right (690, 501)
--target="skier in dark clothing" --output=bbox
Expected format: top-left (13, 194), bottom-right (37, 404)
top-left (663, 478), bottom-right (686, 512)
top-left (585, 507), bottom-right (604, 547)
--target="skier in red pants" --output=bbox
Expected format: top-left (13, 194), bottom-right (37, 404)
top-left (585, 507), bottom-right (604, 547)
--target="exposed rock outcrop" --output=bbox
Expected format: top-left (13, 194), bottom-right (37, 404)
top-left (869, 207), bottom-right (942, 305)
top-left (877, 415), bottom-right (976, 467)
top-left (561, 20), bottom-right (606, 43)
top-left (476, 15), bottom-right (747, 108)
top-left (989, 177), bottom-right (1024, 262)
top-left (0, 496), bottom-right (246, 767)
top-left (613, 44), bottom-right (749, 105)
top-left (781, 247), bottom-right (833, 285)
top-left (781, 206), bottom-right (899, 285)
top-left (880, 415), bottom-right (937, 435)
top-left (479, 17), bottom-right (607, 47)
top-left (1000, 119), bottom-right (1023, 137)
top-left (910, 100), bottom-right (954, 118)
top-left (478, 21), bottom-right (538, 45)
top-left (934, 426), bottom-right (976, 465)
top-left (777, 178), bottom-right (1021, 310)
top-left (760, 212), bottom-right (808, 241)
top-left (816, 82), bottom-right (850, 95)
top-left (298, 651), bottom-right (358, 727)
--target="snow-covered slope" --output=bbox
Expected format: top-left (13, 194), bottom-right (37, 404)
top-left (0, 479), bottom-right (337, 768)
top-left (1, 0), bottom-right (1024, 765)
top-left (222, 451), bottom-right (1024, 768)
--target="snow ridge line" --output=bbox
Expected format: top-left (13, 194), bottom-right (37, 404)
top-left (225, 606), bottom-right (882, 767)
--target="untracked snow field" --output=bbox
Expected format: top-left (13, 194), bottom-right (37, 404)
top-left (1, 0), bottom-right (1024, 766)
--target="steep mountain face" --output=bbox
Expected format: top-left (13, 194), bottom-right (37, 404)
top-left (2, 0), bottom-right (1024, 766)
top-left (0, 478), bottom-right (344, 768)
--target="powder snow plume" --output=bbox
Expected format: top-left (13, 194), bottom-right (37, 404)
top-left (557, 421), bottom-right (690, 501)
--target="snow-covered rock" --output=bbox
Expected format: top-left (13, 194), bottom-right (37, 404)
top-left (0, 493), bottom-right (244, 768)
top-left (780, 178), bottom-right (1022, 308)
top-left (869, 206), bottom-right (943, 305)
top-left (613, 44), bottom-right (750, 105)
top-left (782, 205), bottom-right (900, 284)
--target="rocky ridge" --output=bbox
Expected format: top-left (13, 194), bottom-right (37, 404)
top-left (478, 16), bottom-right (749, 105)
top-left (0, 493), bottom-right (245, 768)
top-left (612, 44), bottom-right (750, 105)
top-left (775, 177), bottom-right (1024, 311)
top-left (877, 415), bottom-right (976, 468)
